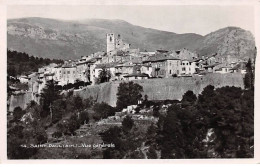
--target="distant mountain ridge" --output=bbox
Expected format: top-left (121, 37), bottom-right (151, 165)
top-left (7, 17), bottom-right (256, 60)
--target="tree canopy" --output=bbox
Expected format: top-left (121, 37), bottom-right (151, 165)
top-left (116, 81), bottom-right (143, 112)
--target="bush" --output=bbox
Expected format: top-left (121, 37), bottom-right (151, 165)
top-left (147, 146), bottom-right (158, 159)
top-left (122, 115), bottom-right (134, 132)
top-left (135, 107), bottom-right (140, 113)
top-left (52, 131), bottom-right (62, 138)
top-left (13, 107), bottom-right (26, 121)
top-left (79, 111), bottom-right (89, 125)
top-left (153, 106), bottom-right (160, 117)
top-left (93, 102), bottom-right (116, 121)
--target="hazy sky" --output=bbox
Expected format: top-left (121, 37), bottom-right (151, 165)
top-left (7, 5), bottom-right (255, 35)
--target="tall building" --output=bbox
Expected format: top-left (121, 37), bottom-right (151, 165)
top-left (106, 33), bottom-right (130, 53)
top-left (107, 33), bottom-right (116, 53)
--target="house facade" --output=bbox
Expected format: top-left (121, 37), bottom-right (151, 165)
top-left (143, 53), bottom-right (181, 78)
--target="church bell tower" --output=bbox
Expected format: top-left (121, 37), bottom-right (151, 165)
top-left (106, 33), bottom-right (116, 53)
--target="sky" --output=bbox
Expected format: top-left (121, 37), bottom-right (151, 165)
top-left (7, 5), bottom-right (255, 36)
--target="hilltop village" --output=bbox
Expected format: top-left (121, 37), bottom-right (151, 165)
top-left (17, 33), bottom-right (248, 95)
top-left (7, 33), bottom-right (255, 159)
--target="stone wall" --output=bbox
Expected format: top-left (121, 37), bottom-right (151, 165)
top-left (74, 73), bottom-right (244, 107)
top-left (8, 73), bottom-right (244, 111)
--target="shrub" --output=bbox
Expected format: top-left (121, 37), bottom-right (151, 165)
top-left (52, 131), bottom-right (62, 138)
top-left (93, 102), bottom-right (116, 121)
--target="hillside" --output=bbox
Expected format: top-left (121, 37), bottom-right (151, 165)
top-left (195, 27), bottom-right (256, 60)
top-left (7, 49), bottom-right (63, 76)
top-left (7, 17), bottom-right (256, 60)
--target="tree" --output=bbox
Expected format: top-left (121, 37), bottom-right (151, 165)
top-left (204, 86), bottom-right (253, 158)
top-left (83, 97), bottom-right (94, 109)
top-left (93, 102), bottom-right (116, 121)
top-left (73, 95), bottom-right (84, 112)
top-left (181, 90), bottom-right (197, 108)
top-left (153, 106), bottom-right (160, 117)
top-left (101, 126), bottom-right (125, 159)
top-left (40, 79), bottom-right (61, 118)
top-left (67, 114), bottom-right (81, 135)
top-left (147, 146), bottom-right (158, 159)
top-left (196, 86), bottom-right (253, 158)
top-left (97, 68), bottom-right (111, 83)
top-left (79, 111), bottom-right (89, 125)
top-left (122, 115), bottom-right (134, 132)
top-left (197, 85), bottom-right (216, 118)
top-left (116, 81), bottom-right (143, 112)
top-left (13, 107), bottom-right (25, 122)
top-left (158, 104), bottom-right (207, 159)
top-left (244, 58), bottom-right (254, 90)
top-left (52, 99), bottom-right (66, 124)
top-left (7, 49), bottom-right (63, 77)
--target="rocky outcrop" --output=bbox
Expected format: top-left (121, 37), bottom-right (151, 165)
top-left (197, 27), bottom-right (256, 60)
top-left (8, 92), bottom-right (40, 112)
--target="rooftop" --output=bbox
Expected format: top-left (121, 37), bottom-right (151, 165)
top-left (124, 73), bottom-right (149, 78)
top-left (143, 53), bottom-right (180, 63)
top-left (95, 62), bottom-right (119, 69)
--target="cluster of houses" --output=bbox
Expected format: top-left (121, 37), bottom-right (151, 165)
top-left (18, 33), bottom-right (248, 95)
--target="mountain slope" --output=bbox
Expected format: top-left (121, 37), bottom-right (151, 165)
top-left (7, 17), bottom-right (255, 60)
top-left (195, 27), bottom-right (256, 59)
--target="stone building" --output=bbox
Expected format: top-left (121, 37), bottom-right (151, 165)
top-left (60, 64), bottom-right (77, 85)
top-left (106, 33), bottom-right (130, 53)
top-left (143, 53), bottom-right (181, 78)
top-left (180, 60), bottom-right (197, 75)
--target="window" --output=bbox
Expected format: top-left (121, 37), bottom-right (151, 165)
top-left (169, 70), bottom-right (171, 74)
top-left (186, 63), bottom-right (188, 65)
top-left (182, 67), bottom-right (185, 71)
top-left (189, 68), bottom-right (191, 71)
top-left (67, 71), bottom-right (70, 74)
top-left (189, 62), bottom-right (191, 65)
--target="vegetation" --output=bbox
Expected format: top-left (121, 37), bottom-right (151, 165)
top-left (101, 116), bottom-right (146, 159)
top-left (244, 58), bottom-right (254, 90)
top-left (7, 49), bottom-right (63, 77)
top-left (96, 68), bottom-right (111, 84)
top-left (7, 79), bottom-right (97, 159)
top-left (101, 85), bottom-right (254, 159)
top-left (93, 102), bottom-right (117, 121)
top-left (7, 76), bottom-right (254, 159)
top-left (8, 102), bottom-right (48, 159)
top-left (116, 81), bottom-right (143, 112)
top-left (40, 80), bottom-right (61, 118)
top-left (12, 107), bottom-right (26, 122)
